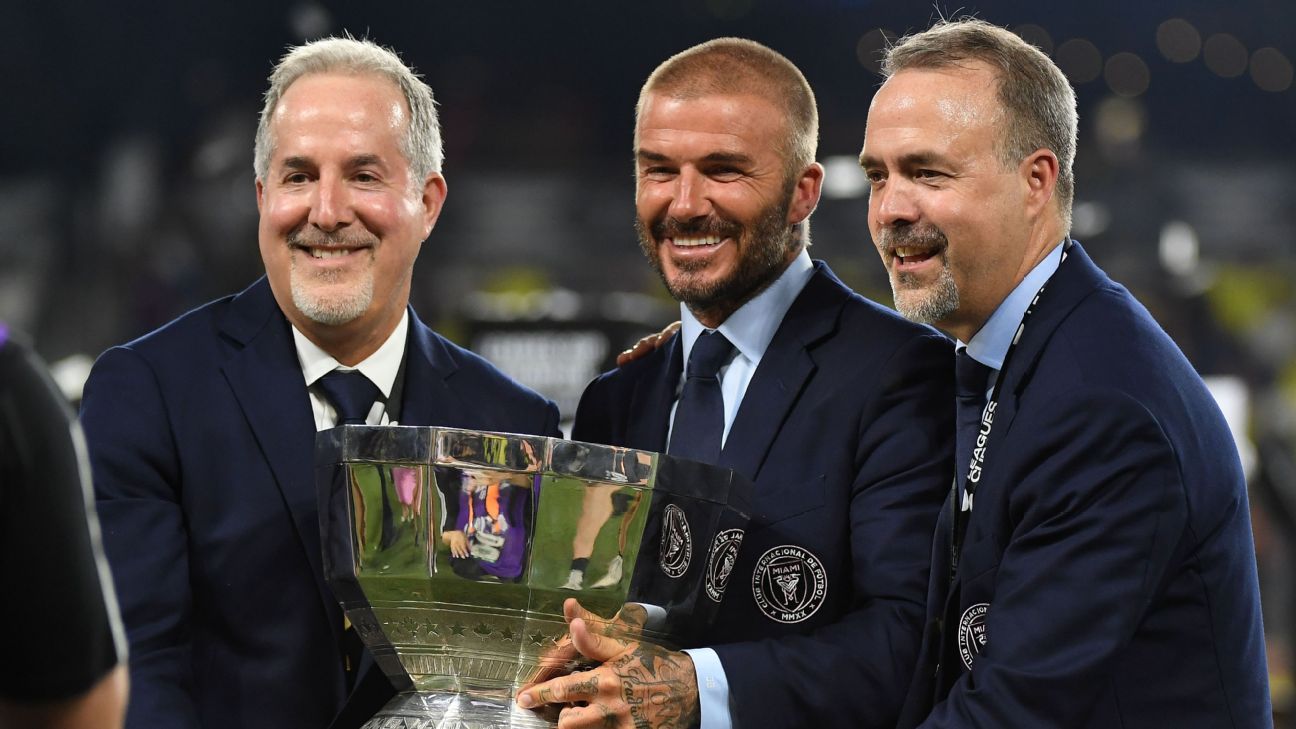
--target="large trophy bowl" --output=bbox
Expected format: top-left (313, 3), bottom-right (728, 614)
top-left (316, 426), bottom-right (751, 728)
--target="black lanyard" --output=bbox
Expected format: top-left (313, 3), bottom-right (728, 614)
top-left (949, 243), bottom-right (1070, 578)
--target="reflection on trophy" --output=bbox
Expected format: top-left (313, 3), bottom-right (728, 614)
top-left (316, 426), bottom-right (751, 728)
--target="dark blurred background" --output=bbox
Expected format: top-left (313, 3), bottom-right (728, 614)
top-left (5, 0), bottom-right (1296, 719)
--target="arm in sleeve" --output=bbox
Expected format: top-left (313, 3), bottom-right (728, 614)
top-left (80, 346), bottom-right (201, 729)
top-left (717, 333), bottom-right (956, 729)
top-left (919, 387), bottom-right (1186, 728)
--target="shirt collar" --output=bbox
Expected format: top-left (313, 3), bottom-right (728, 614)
top-left (293, 310), bottom-right (409, 398)
top-left (962, 241), bottom-right (1065, 370)
top-left (679, 248), bottom-right (815, 366)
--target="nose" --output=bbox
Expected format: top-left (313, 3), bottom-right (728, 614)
top-left (870, 178), bottom-right (920, 228)
top-left (666, 167), bottom-right (713, 222)
top-left (308, 173), bottom-right (354, 231)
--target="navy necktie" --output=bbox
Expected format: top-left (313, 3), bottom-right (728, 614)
top-left (668, 331), bottom-right (734, 463)
top-left (316, 370), bottom-right (382, 426)
top-left (954, 350), bottom-right (993, 497)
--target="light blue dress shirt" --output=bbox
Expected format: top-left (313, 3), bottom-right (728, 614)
top-left (672, 248), bottom-right (814, 729)
top-left (961, 242), bottom-right (1066, 397)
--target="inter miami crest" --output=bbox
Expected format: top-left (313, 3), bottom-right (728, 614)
top-left (658, 504), bottom-right (692, 578)
top-left (705, 529), bottom-right (744, 602)
top-left (958, 603), bottom-right (989, 670)
top-left (751, 545), bottom-right (827, 623)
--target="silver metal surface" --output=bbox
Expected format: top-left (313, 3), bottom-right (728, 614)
top-left (317, 425), bottom-right (750, 728)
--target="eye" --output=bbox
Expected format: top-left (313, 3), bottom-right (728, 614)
top-left (284, 172), bottom-right (312, 184)
top-left (708, 166), bottom-right (743, 182)
top-left (915, 169), bottom-right (945, 180)
top-left (641, 166), bottom-right (676, 180)
top-left (354, 171), bottom-right (379, 183)
top-left (864, 169), bottom-right (886, 184)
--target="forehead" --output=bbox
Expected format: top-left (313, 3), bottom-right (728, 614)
top-left (636, 92), bottom-right (787, 161)
top-left (270, 72), bottom-right (407, 152)
top-left (863, 62), bottom-right (1001, 159)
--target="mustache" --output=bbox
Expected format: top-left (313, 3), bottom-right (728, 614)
top-left (877, 223), bottom-right (948, 254)
top-left (650, 215), bottom-right (742, 241)
top-left (286, 227), bottom-right (378, 249)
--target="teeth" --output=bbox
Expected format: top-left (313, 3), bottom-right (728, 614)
top-left (895, 247), bottom-right (916, 258)
top-left (674, 236), bottom-right (723, 247)
top-left (310, 248), bottom-right (351, 259)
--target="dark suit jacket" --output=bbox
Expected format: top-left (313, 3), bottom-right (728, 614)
top-left (80, 278), bottom-right (560, 729)
top-left (901, 243), bottom-right (1270, 728)
top-left (574, 262), bottom-right (955, 729)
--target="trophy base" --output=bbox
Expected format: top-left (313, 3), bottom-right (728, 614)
top-left (362, 690), bottom-right (555, 729)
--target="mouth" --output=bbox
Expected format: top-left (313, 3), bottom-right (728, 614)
top-left (668, 234), bottom-right (729, 253)
top-left (892, 246), bottom-right (939, 267)
top-left (303, 245), bottom-right (365, 259)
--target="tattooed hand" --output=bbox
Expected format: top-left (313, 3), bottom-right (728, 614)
top-left (517, 598), bottom-right (700, 729)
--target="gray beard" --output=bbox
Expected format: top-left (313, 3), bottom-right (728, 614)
top-left (289, 259), bottom-right (374, 326)
top-left (892, 261), bottom-right (959, 325)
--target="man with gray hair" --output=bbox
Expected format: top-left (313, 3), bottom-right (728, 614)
top-left (859, 18), bottom-right (1270, 727)
top-left (81, 37), bottom-right (559, 728)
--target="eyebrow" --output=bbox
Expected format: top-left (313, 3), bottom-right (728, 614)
top-left (278, 154), bottom-right (388, 171)
top-left (858, 150), bottom-right (949, 169)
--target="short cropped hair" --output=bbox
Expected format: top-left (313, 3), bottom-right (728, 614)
top-left (637, 38), bottom-right (818, 177)
top-left (882, 19), bottom-right (1078, 229)
top-left (253, 36), bottom-right (442, 184)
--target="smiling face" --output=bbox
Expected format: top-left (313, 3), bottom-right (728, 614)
top-left (256, 72), bottom-right (445, 363)
top-left (635, 92), bottom-right (822, 327)
top-left (861, 61), bottom-right (1057, 342)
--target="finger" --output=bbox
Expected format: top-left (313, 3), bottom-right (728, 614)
top-left (525, 632), bottom-right (580, 687)
top-left (518, 668), bottom-right (609, 708)
top-left (559, 702), bottom-right (622, 729)
top-left (571, 617), bottom-right (627, 663)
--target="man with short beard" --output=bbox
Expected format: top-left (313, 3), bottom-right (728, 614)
top-left (861, 19), bottom-right (1269, 728)
top-left (80, 37), bottom-right (560, 729)
top-left (518, 38), bottom-right (954, 729)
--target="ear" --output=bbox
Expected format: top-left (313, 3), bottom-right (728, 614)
top-left (255, 178), bottom-right (264, 213)
top-left (419, 173), bottom-right (449, 238)
top-left (1021, 149), bottom-right (1059, 219)
top-left (787, 161), bottom-right (825, 225)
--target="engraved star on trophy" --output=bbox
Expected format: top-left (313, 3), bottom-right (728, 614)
top-left (316, 425), bottom-right (751, 728)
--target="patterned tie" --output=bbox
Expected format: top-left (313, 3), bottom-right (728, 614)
top-left (954, 350), bottom-right (993, 499)
top-left (316, 370), bottom-right (382, 426)
top-left (668, 331), bottom-right (735, 463)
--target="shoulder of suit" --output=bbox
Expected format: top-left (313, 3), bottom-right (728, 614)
top-left (412, 319), bottom-right (554, 407)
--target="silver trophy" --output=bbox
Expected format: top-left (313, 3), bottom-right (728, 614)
top-left (316, 426), bottom-right (752, 728)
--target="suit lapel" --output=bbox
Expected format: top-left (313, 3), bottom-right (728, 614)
top-left (625, 333), bottom-right (681, 452)
top-left (947, 241), bottom-right (1106, 592)
top-left (399, 314), bottom-right (466, 427)
top-left (217, 279), bottom-right (340, 627)
top-left (719, 263), bottom-right (846, 479)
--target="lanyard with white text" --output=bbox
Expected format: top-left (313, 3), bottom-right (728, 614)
top-left (949, 242), bottom-right (1071, 579)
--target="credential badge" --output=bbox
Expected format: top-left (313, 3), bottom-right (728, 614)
top-left (751, 545), bottom-right (827, 624)
top-left (957, 602), bottom-right (990, 671)
top-left (705, 529), bottom-right (745, 602)
top-left (659, 504), bottom-right (692, 578)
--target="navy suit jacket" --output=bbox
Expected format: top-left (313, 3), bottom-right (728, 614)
top-left (901, 243), bottom-right (1271, 728)
top-left (574, 262), bottom-right (955, 729)
top-left (80, 277), bottom-right (560, 729)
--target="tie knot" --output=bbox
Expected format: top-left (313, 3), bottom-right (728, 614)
top-left (686, 331), bottom-right (734, 380)
top-left (955, 350), bottom-right (994, 402)
top-left (316, 370), bottom-right (382, 425)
